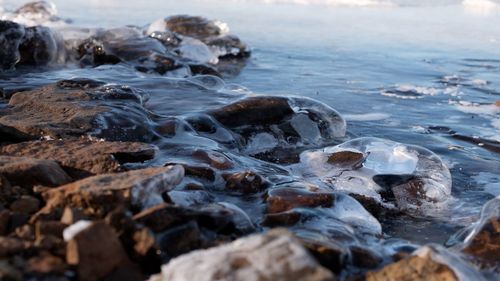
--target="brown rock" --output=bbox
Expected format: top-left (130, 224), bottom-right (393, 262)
top-left (463, 217), bottom-right (500, 266)
top-left (35, 221), bottom-right (67, 240)
top-left (365, 250), bottom-right (458, 281)
top-left (192, 149), bottom-right (233, 170)
top-left (26, 253), bottom-right (67, 275)
top-left (132, 227), bottom-right (156, 256)
top-left (350, 245), bottom-right (382, 269)
top-left (262, 210), bottom-right (302, 227)
top-left (15, 224), bottom-right (35, 240)
top-left (9, 195), bottom-right (40, 214)
top-left (209, 96), bottom-right (294, 128)
top-left (0, 260), bottom-right (22, 281)
top-left (132, 203), bottom-right (199, 232)
top-left (266, 187), bottom-right (335, 214)
top-left (0, 139), bottom-right (156, 179)
top-left (223, 171), bottom-right (270, 193)
top-left (157, 220), bottom-right (202, 258)
top-left (0, 156), bottom-right (72, 188)
top-left (37, 165), bottom-right (184, 218)
top-left (327, 151), bottom-right (365, 169)
top-left (66, 222), bottom-right (129, 281)
top-left (0, 80), bottom-right (153, 142)
top-left (0, 237), bottom-right (26, 257)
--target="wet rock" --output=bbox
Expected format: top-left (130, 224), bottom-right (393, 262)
top-left (262, 210), bottom-right (302, 227)
top-left (0, 80), bottom-right (154, 142)
top-left (266, 187), bottom-right (334, 214)
top-left (297, 137), bottom-right (451, 212)
top-left (37, 165), bottom-right (184, 218)
top-left (366, 245), bottom-right (485, 281)
top-left (453, 196), bottom-right (500, 268)
top-left (65, 221), bottom-right (130, 281)
top-left (0, 209), bottom-right (10, 235)
top-left (162, 15), bottom-right (229, 40)
top-left (0, 139), bottom-right (156, 179)
top-left (35, 221), bottom-right (67, 240)
top-left (349, 245), bottom-right (383, 269)
top-left (0, 155), bottom-right (72, 188)
top-left (192, 149), bottom-right (233, 170)
top-left (152, 228), bottom-right (335, 281)
top-left (301, 239), bottom-right (349, 274)
top-left (206, 96), bottom-right (346, 159)
top-left (18, 25), bottom-right (58, 66)
top-left (157, 220), bottom-right (202, 258)
top-left (205, 34), bottom-right (251, 59)
top-left (9, 195), bottom-right (40, 214)
top-left (0, 20), bottom-right (25, 70)
top-left (60, 207), bottom-right (86, 225)
top-left (223, 171), bottom-right (270, 193)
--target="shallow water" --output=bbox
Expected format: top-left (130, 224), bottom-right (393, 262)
top-left (1, 0), bottom-right (499, 266)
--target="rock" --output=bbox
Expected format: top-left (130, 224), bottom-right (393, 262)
top-left (152, 228), bottom-right (335, 281)
top-left (37, 165), bottom-right (184, 218)
top-left (0, 79), bottom-right (154, 142)
top-left (0, 237), bottom-right (26, 257)
top-left (327, 151), bottom-right (365, 169)
top-left (26, 253), bottom-right (67, 275)
top-left (266, 187), bottom-right (334, 214)
top-left (0, 139), bottom-right (156, 179)
top-left (0, 260), bottom-right (22, 281)
top-left (18, 25), bottom-right (58, 66)
top-left (366, 245), bottom-right (485, 281)
top-left (223, 171), bottom-right (270, 193)
top-left (192, 149), bottom-right (233, 170)
top-left (0, 209), bottom-right (10, 235)
top-left (205, 35), bottom-right (250, 59)
top-left (0, 20), bottom-right (25, 70)
top-left (66, 221), bottom-right (130, 281)
top-left (166, 15), bottom-right (227, 39)
top-left (157, 220), bottom-right (202, 258)
top-left (9, 195), bottom-right (40, 214)
top-left (35, 221), bottom-right (67, 239)
top-left (0, 155), bottom-right (72, 188)
top-left (455, 196), bottom-right (500, 268)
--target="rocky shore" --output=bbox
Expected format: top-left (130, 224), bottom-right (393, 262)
top-left (0, 1), bottom-right (499, 281)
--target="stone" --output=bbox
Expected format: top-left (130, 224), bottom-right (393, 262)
top-left (157, 220), bottom-right (202, 258)
top-left (223, 171), bottom-right (270, 193)
top-left (66, 221), bottom-right (130, 281)
top-left (152, 228), bottom-right (335, 281)
top-left (0, 139), bottom-right (156, 179)
top-left (0, 20), bottom-right (25, 70)
top-left (327, 151), bottom-right (365, 169)
top-left (35, 221), bottom-right (67, 240)
top-left (60, 207), bottom-right (86, 225)
top-left (165, 15), bottom-right (228, 40)
top-left (0, 237), bottom-right (26, 257)
top-left (266, 187), bottom-right (335, 214)
top-left (9, 195), bottom-right (40, 214)
top-left (192, 149), bottom-right (233, 170)
top-left (37, 165), bottom-right (184, 218)
top-left (26, 253), bottom-right (67, 275)
top-left (0, 209), bottom-right (10, 235)
top-left (18, 25), bottom-right (58, 66)
top-left (0, 260), bottom-right (22, 281)
top-left (0, 80), bottom-right (154, 142)
top-left (0, 155), bottom-right (72, 188)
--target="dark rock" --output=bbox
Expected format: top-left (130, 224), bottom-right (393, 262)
top-left (0, 80), bottom-right (154, 142)
top-left (0, 20), bottom-right (25, 70)
top-left (0, 139), bottom-right (156, 179)
top-left (26, 253), bottom-right (67, 275)
top-left (205, 34), bottom-right (251, 59)
top-left (0, 260), bottom-right (22, 281)
top-left (266, 187), bottom-right (335, 214)
top-left (349, 246), bottom-right (383, 269)
top-left (0, 209), bottom-right (10, 235)
top-left (18, 26), bottom-right (57, 66)
top-left (104, 263), bottom-right (143, 281)
top-left (327, 151), bottom-right (365, 169)
top-left (9, 195), bottom-right (40, 214)
top-left (262, 210), bottom-right (302, 227)
top-left (0, 237), bottom-right (27, 257)
top-left (157, 220), bottom-right (202, 259)
top-left (37, 165), bottom-right (184, 218)
top-left (66, 221), bottom-right (130, 281)
top-left (223, 171), bottom-right (270, 193)
top-left (165, 15), bottom-right (227, 40)
top-left (302, 239), bottom-right (349, 274)
top-left (0, 155), bottom-right (72, 188)
top-left (35, 221), bottom-right (67, 240)
top-left (60, 207), bottom-right (86, 225)
top-left (192, 149), bottom-right (233, 170)
top-left (210, 96), bottom-right (294, 128)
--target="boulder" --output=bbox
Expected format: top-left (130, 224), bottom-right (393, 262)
top-left (151, 228), bottom-right (335, 281)
top-left (0, 155), bottom-right (72, 188)
top-left (37, 165), bottom-right (184, 218)
top-left (65, 221), bottom-right (130, 281)
top-left (0, 139), bottom-right (156, 178)
top-left (0, 79), bottom-right (154, 142)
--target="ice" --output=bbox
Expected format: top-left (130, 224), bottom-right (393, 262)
top-left (175, 36), bottom-right (219, 64)
top-left (1, 1), bottom-right (68, 28)
top-left (295, 137), bottom-right (452, 211)
top-left (343, 112), bottom-right (390, 121)
top-left (63, 220), bottom-right (92, 241)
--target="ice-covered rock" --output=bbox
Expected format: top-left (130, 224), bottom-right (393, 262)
top-left (448, 196), bottom-right (500, 269)
top-left (149, 228), bottom-right (335, 281)
top-left (295, 137), bottom-right (452, 212)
